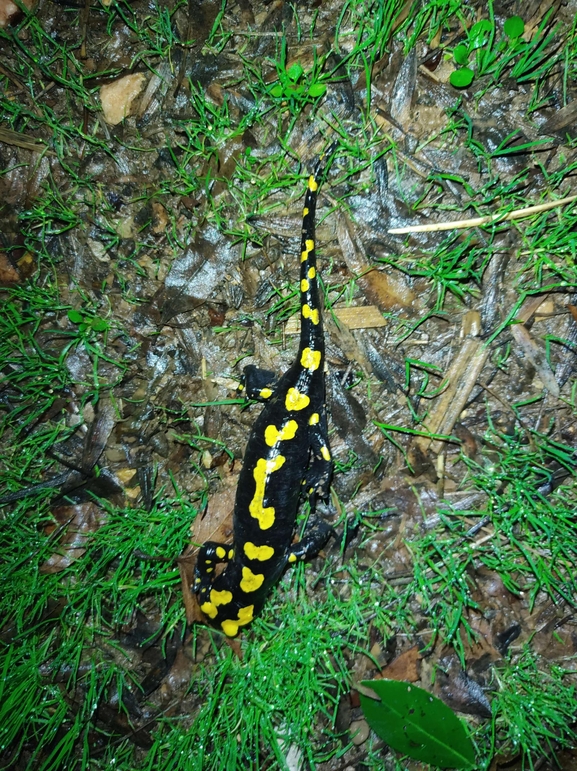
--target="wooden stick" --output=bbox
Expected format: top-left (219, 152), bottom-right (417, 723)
top-left (388, 194), bottom-right (577, 234)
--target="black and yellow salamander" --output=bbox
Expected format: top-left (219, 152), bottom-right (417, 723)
top-left (193, 159), bottom-right (333, 637)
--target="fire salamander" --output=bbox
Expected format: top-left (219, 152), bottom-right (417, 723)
top-left (193, 159), bottom-right (333, 637)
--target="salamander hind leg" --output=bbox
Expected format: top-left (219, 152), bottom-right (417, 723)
top-left (288, 517), bottom-right (333, 564)
top-left (193, 540), bottom-right (234, 594)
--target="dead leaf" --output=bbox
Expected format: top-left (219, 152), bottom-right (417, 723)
top-left (377, 645), bottom-right (421, 682)
top-left (0, 251), bottom-right (19, 284)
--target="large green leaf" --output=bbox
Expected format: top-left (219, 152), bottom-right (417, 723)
top-left (360, 680), bottom-right (476, 769)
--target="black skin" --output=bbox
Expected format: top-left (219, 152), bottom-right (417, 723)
top-left (193, 160), bottom-right (333, 637)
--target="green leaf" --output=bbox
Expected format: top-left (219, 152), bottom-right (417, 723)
top-left (270, 84), bottom-right (284, 98)
top-left (468, 19), bottom-right (492, 49)
top-left (504, 15), bottom-right (524, 39)
top-left (308, 83), bottom-right (327, 98)
top-left (453, 44), bottom-right (470, 65)
top-left (450, 67), bottom-right (475, 88)
top-left (90, 318), bottom-right (108, 331)
top-left (360, 680), bottom-right (476, 769)
top-left (67, 309), bottom-right (84, 324)
top-left (287, 62), bottom-right (303, 83)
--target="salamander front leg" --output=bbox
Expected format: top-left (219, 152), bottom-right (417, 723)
top-left (240, 364), bottom-right (278, 401)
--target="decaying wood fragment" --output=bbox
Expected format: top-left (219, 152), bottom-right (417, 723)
top-left (413, 313), bottom-right (489, 456)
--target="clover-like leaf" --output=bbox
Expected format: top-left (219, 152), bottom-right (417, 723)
top-left (90, 317), bottom-right (109, 332)
top-left (67, 309), bottom-right (84, 324)
top-left (504, 16), bottom-right (524, 39)
top-left (450, 67), bottom-right (475, 88)
top-left (308, 83), bottom-right (327, 98)
top-left (287, 62), bottom-right (304, 83)
top-left (468, 19), bottom-right (492, 49)
top-left (453, 44), bottom-right (470, 66)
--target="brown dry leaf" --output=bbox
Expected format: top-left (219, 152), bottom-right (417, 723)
top-left (361, 268), bottom-right (415, 311)
top-left (40, 503), bottom-right (106, 573)
top-left (335, 210), bottom-right (414, 311)
top-left (0, 251), bottom-right (19, 284)
top-left (376, 645), bottom-right (421, 682)
top-left (190, 482), bottom-right (236, 547)
top-left (432, 652), bottom-right (492, 718)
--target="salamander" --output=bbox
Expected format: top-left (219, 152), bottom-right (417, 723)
top-left (193, 158), bottom-right (333, 637)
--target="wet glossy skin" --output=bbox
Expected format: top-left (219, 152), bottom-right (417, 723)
top-left (194, 168), bottom-right (333, 637)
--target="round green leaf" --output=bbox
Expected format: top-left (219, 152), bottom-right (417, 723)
top-left (504, 15), bottom-right (524, 39)
top-left (360, 680), bottom-right (476, 769)
top-left (287, 62), bottom-right (303, 83)
top-left (450, 67), bottom-right (475, 88)
top-left (308, 83), bottom-right (327, 98)
top-left (67, 309), bottom-right (84, 324)
top-left (90, 318), bottom-right (108, 332)
top-left (270, 84), bottom-right (284, 98)
top-left (453, 44), bottom-right (470, 65)
top-left (468, 19), bottom-right (492, 48)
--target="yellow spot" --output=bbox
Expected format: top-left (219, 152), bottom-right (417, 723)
top-left (309, 412), bottom-right (320, 426)
top-left (238, 605), bottom-right (254, 625)
top-left (244, 541), bottom-right (275, 561)
top-left (301, 239), bottom-right (314, 261)
top-left (321, 445), bottom-right (331, 461)
top-left (264, 419), bottom-right (298, 447)
top-left (206, 567), bottom-right (213, 573)
top-left (302, 304), bottom-right (319, 325)
top-left (308, 267), bottom-right (316, 279)
top-left (205, 559), bottom-right (212, 565)
top-left (201, 601), bottom-right (218, 619)
top-left (238, 383), bottom-right (244, 391)
top-left (249, 456), bottom-right (286, 529)
top-left (308, 176), bottom-right (318, 192)
top-left (221, 605), bottom-right (255, 637)
top-left (285, 388), bottom-right (310, 412)
top-left (211, 589), bottom-right (233, 607)
top-left (221, 620), bottom-right (237, 636)
top-left (215, 546), bottom-right (226, 559)
top-left (228, 549), bottom-right (234, 560)
top-left (240, 566), bottom-right (265, 593)
top-left (300, 347), bottom-right (321, 372)
top-left (301, 279), bottom-right (309, 292)
top-left (288, 553), bottom-right (297, 563)
top-left (260, 387), bottom-right (273, 399)
top-left (303, 207), bottom-right (309, 216)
